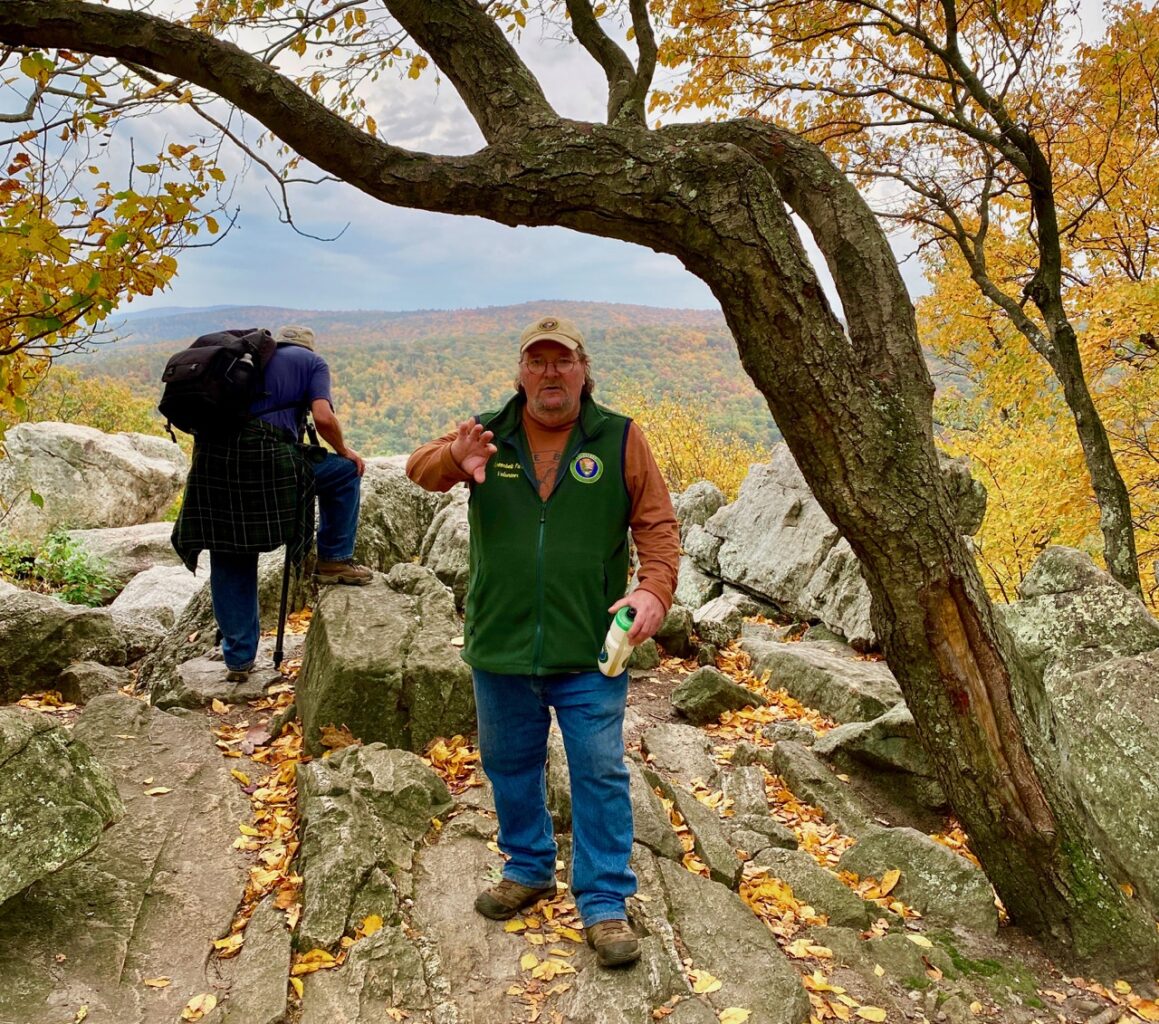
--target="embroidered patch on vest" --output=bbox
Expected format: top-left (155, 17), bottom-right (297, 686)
top-left (570, 452), bottom-right (603, 483)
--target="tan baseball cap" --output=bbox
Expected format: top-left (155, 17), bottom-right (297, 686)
top-left (518, 315), bottom-right (585, 353)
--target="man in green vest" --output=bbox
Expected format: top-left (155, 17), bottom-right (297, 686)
top-left (407, 314), bottom-right (679, 968)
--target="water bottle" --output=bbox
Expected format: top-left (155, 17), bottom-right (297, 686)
top-left (598, 606), bottom-right (636, 677)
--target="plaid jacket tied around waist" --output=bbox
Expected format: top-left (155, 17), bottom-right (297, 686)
top-left (171, 419), bottom-right (318, 572)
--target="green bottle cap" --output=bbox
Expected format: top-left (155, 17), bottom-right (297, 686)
top-left (614, 606), bottom-right (637, 629)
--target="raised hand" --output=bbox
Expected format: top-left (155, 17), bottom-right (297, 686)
top-left (450, 419), bottom-right (497, 483)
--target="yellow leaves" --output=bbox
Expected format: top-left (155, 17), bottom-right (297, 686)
top-left (877, 869), bottom-right (900, 897)
top-left (356, 914), bottom-right (384, 940)
top-left (142, 977), bottom-right (171, 989)
top-left (319, 723), bottom-right (359, 752)
top-left (291, 948), bottom-right (339, 976)
top-left (143, 786), bottom-right (172, 796)
top-left (854, 1008), bottom-right (887, 1022)
top-left (689, 969), bottom-right (722, 993)
top-left (180, 994), bottom-right (217, 1021)
top-left (611, 386), bottom-right (771, 500)
top-left (520, 952), bottom-right (539, 971)
top-left (213, 932), bottom-right (245, 958)
top-left (407, 54), bottom-right (429, 79)
top-left (785, 939), bottom-right (833, 959)
top-left (230, 769), bottom-right (251, 786)
top-left (718, 1010), bottom-right (752, 1024)
top-left (423, 734), bottom-right (481, 793)
top-left (905, 934), bottom-right (933, 949)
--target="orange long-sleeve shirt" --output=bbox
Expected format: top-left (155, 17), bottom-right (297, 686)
top-left (407, 406), bottom-right (680, 612)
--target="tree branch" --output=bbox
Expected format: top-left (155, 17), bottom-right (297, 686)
top-left (381, 0), bottom-right (555, 142)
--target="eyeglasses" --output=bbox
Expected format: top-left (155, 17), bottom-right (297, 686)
top-left (523, 355), bottom-right (579, 374)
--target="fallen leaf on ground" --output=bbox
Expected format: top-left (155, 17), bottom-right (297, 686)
top-left (143, 787), bottom-right (172, 796)
top-left (690, 970), bottom-right (722, 994)
top-left (142, 978), bottom-right (171, 988)
top-left (905, 934), bottom-right (933, 948)
top-left (181, 993), bottom-right (217, 1020)
top-left (855, 1007), bottom-right (887, 1022)
top-left (718, 1010), bottom-right (752, 1024)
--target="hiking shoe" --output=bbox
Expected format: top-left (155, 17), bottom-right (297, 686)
top-left (314, 558), bottom-right (373, 586)
top-left (585, 918), bottom-right (640, 968)
top-left (474, 879), bottom-right (557, 921)
top-left (225, 668), bottom-right (250, 683)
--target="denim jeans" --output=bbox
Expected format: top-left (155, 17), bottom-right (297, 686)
top-left (312, 452), bottom-right (362, 562)
top-left (472, 668), bottom-right (635, 927)
top-left (209, 451), bottom-right (361, 670)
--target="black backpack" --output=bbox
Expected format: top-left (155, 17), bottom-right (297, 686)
top-left (158, 328), bottom-right (277, 438)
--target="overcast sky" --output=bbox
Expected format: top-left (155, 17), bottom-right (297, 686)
top-left (119, 16), bottom-right (933, 317)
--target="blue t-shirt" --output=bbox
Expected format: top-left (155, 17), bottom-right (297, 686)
top-left (251, 343), bottom-right (332, 439)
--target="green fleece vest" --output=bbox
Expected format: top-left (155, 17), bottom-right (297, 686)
top-left (462, 393), bottom-right (633, 675)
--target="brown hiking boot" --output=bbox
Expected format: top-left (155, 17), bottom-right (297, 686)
top-left (474, 879), bottom-right (557, 921)
top-left (313, 558), bottom-right (373, 586)
top-left (585, 918), bottom-right (640, 968)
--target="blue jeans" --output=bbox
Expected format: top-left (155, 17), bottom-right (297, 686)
top-left (472, 668), bottom-right (635, 927)
top-left (210, 451), bottom-right (361, 670)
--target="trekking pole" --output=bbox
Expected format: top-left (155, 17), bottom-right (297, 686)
top-left (273, 540), bottom-right (292, 670)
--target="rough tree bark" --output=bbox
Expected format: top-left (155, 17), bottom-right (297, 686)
top-left (1, 0), bottom-right (1154, 975)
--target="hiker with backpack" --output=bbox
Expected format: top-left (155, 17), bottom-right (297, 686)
top-left (168, 323), bottom-right (372, 683)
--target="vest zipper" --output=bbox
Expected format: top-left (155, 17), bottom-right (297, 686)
top-left (531, 501), bottom-right (547, 674)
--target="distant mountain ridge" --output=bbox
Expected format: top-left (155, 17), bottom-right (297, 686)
top-left (68, 301), bottom-right (779, 455)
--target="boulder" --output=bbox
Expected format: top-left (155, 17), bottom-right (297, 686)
top-left (55, 661), bottom-right (132, 705)
top-left (692, 593), bottom-right (745, 648)
top-left (673, 480), bottom-right (726, 539)
top-left (66, 522), bottom-right (185, 587)
top-left (658, 860), bottom-right (810, 1024)
top-left (0, 590), bottom-right (125, 702)
top-left (1044, 648), bottom-right (1159, 905)
top-left (750, 847), bottom-right (873, 929)
top-left (0, 694), bottom-right (250, 1024)
top-left (674, 555), bottom-right (722, 610)
top-left (654, 604), bottom-right (695, 658)
top-left (838, 827), bottom-right (998, 936)
top-left (355, 459), bottom-right (451, 571)
top-left (0, 422), bottom-right (186, 543)
top-left (742, 637), bottom-right (903, 724)
top-left (671, 665), bottom-right (766, 725)
top-left (652, 774), bottom-right (743, 888)
top-left (0, 707), bottom-right (123, 904)
top-left (640, 724), bottom-right (721, 788)
top-left (683, 523), bottom-right (722, 574)
top-left (706, 446), bottom-right (874, 647)
top-left (814, 704), bottom-right (946, 814)
top-left (296, 744), bottom-right (453, 951)
top-left (297, 563), bottom-right (475, 756)
top-left (629, 760), bottom-right (685, 862)
top-left (1001, 546), bottom-right (1159, 676)
top-left (109, 564), bottom-right (203, 632)
top-left (627, 637), bottom-right (661, 670)
top-left (938, 452), bottom-right (987, 536)
top-left (153, 656), bottom-right (283, 710)
top-left (419, 488), bottom-right (470, 609)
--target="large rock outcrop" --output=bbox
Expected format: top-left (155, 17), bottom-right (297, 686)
top-left (354, 459), bottom-right (451, 571)
top-left (0, 590), bottom-right (125, 701)
top-left (419, 488), bottom-right (470, 609)
top-left (0, 694), bottom-right (250, 1024)
top-left (0, 707), bottom-right (123, 904)
top-left (296, 562), bottom-right (475, 756)
top-left (1001, 546), bottom-right (1159, 676)
top-left (705, 447), bottom-right (874, 647)
top-left (1001, 546), bottom-right (1159, 906)
top-left (0, 423), bottom-right (186, 543)
top-left (66, 523), bottom-right (185, 588)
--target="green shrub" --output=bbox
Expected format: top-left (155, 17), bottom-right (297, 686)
top-left (0, 531), bottom-right (117, 607)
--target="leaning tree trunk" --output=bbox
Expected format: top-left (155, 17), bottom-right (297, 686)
top-left (0, 0), bottom-right (1156, 976)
